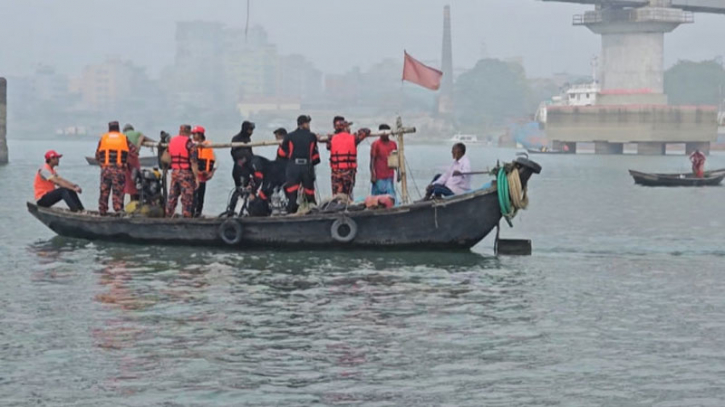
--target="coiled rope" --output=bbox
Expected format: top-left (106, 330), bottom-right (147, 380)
top-left (497, 167), bottom-right (528, 227)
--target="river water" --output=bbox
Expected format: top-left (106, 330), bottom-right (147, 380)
top-left (1, 139), bottom-right (725, 406)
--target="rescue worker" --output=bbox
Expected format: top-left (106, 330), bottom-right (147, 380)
top-left (235, 128), bottom-right (289, 217)
top-left (370, 123), bottom-right (398, 199)
top-left (231, 121), bottom-right (255, 188)
top-left (34, 150), bottom-right (85, 212)
top-left (690, 149), bottom-right (706, 178)
top-left (192, 126), bottom-right (215, 217)
top-left (278, 115), bottom-right (320, 214)
top-left (122, 123), bottom-right (153, 201)
top-left (166, 124), bottom-right (199, 218)
top-left (327, 116), bottom-right (370, 197)
top-left (96, 121), bottom-right (135, 215)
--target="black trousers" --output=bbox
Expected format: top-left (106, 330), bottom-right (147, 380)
top-left (232, 163), bottom-right (252, 188)
top-left (192, 182), bottom-right (206, 218)
top-left (37, 188), bottom-right (84, 212)
top-left (285, 164), bottom-right (316, 214)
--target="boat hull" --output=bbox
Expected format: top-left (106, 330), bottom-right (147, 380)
top-left (526, 148), bottom-right (571, 155)
top-left (27, 188), bottom-right (505, 250)
top-left (85, 156), bottom-right (159, 167)
top-left (628, 169), bottom-right (725, 187)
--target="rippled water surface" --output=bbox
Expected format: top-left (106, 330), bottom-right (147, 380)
top-left (1, 139), bottom-right (725, 406)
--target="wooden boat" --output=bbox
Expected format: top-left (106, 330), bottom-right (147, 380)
top-left (28, 157), bottom-right (542, 250)
top-left (86, 156), bottom-right (159, 167)
top-left (628, 169), bottom-right (725, 187)
top-left (526, 148), bottom-right (570, 155)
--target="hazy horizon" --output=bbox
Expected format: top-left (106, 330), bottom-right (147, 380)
top-left (1, 0), bottom-right (724, 80)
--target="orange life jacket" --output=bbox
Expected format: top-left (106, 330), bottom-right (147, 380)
top-left (98, 132), bottom-right (130, 167)
top-left (169, 135), bottom-right (191, 170)
top-left (34, 164), bottom-right (57, 201)
top-left (330, 132), bottom-right (357, 170)
top-left (197, 141), bottom-right (216, 172)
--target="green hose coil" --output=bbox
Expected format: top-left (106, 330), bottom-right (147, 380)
top-left (497, 168), bottom-right (514, 227)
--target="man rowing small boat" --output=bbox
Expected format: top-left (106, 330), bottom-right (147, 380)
top-left (689, 149), bottom-right (706, 178)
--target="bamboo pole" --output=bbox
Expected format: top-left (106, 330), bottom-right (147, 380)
top-left (396, 117), bottom-right (409, 204)
top-left (141, 127), bottom-right (416, 149)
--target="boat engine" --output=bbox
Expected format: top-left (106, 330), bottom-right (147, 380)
top-left (131, 169), bottom-right (165, 217)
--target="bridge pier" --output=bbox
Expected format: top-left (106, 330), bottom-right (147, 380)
top-left (637, 142), bottom-right (666, 156)
top-left (0, 78), bottom-right (7, 165)
top-left (685, 141), bottom-right (710, 156)
top-left (594, 141), bottom-right (624, 155)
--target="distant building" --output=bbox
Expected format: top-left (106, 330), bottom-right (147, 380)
top-left (168, 22), bottom-right (322, 111)
top-left (278, 54), bottom-right (323, 101)
top-left (32, 65), bottom-right (68, 102)
top-left (70, 58), bottom-right (151, 111)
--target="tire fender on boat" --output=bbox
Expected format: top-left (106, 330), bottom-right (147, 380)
top-left (219, 218), bottom-right (244, 245)
top-left (331, 217), bottom-right (358, 243)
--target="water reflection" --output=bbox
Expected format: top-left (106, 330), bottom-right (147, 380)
top-left (22, 235), bottom-right (537, 405)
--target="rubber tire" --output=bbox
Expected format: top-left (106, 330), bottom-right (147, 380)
top-left (513, 157), bottom-right (542, 174)
top-left (331, 217), bottom-right (358, 243)
top-left (219, 218), bottom-right (244, 245)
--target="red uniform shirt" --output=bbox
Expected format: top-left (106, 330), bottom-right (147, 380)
top-left (371, 139), bottom-right (397, 180)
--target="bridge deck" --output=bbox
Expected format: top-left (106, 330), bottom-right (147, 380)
top-left (542, 0), bottom-right (725, 14)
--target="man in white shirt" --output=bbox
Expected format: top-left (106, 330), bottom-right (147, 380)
top-left (425, 143), bottom-right (471, 199)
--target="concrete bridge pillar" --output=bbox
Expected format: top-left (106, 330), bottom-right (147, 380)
top-left (576, 6), bottom-right (690, 96)
top-left (637, 141), bottom-right (666, 156)
top-left (685, 141), bottom-right (710, 156)
top-left (0, 78), bottom-right (7, 165)
top-left (594, 141), bottom-right (624, 155)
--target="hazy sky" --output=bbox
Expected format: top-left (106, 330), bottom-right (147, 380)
top-left (1, 0), bottom-right (723, 79)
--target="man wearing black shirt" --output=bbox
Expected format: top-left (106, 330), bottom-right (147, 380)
top-left (230, 121), bottom-right (255, 188)
top-left (278, 116), bottom-right (320, 214)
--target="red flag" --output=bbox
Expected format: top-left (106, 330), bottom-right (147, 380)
top-left (402, 51), bottom-right (443, 91)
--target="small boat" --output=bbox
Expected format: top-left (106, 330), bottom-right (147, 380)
top-left (450, 134), bottom-right (479, 143)
top-left (85, 156), bottom-right (159, 167)
top-left (526, 148), bottom-right (571, 155)
top-left (628, 169), bottom-right (725, 187)
top-left (28, 157), bottom-right (542, 250)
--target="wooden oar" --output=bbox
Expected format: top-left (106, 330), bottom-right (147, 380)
top-left (454, 169), bottom-right (492, 176)
top-left (140, 127), bottom-right (416, 149)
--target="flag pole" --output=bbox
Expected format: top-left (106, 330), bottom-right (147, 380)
top-left (396, 116), bottom-right (409, 204)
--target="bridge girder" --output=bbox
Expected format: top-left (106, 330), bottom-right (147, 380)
top-left (540, 0), bottom-right (725, 14)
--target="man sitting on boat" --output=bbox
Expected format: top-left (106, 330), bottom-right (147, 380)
top-left (424, 142), bottom-right (471, 199)
top-left (34, 150), bottom-right (85, 212)
top-left (690, 149), bottom-right (706, 178)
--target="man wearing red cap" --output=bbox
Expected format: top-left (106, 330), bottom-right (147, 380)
top-left (34, 150), bottom-right (85, 212)
top-left (191, 125), bottom-right (215, 217)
